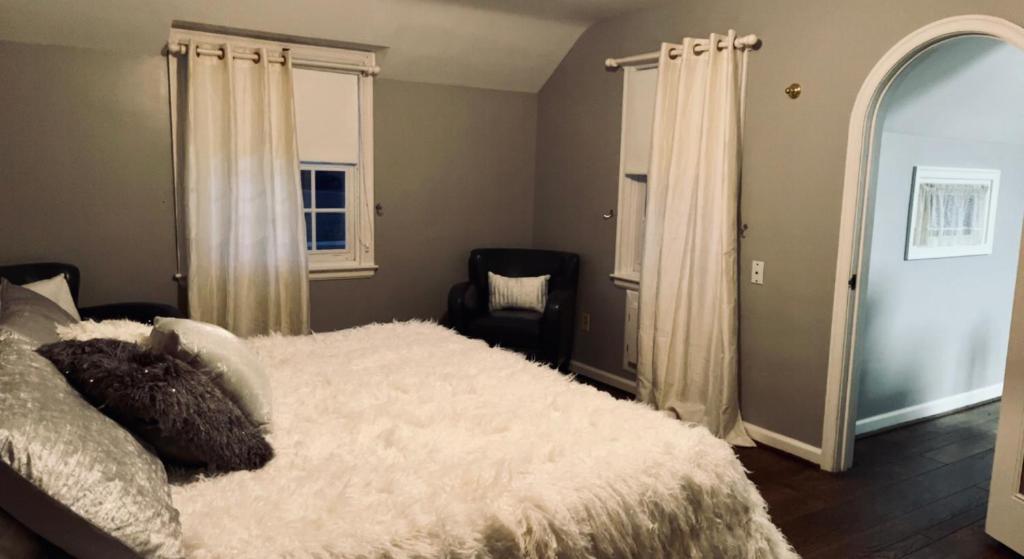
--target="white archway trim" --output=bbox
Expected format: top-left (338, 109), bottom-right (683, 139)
top-left (821, 15), bottom-right (1024, 473)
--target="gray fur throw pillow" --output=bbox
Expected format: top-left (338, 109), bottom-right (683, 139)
top-left (38, 339), bottom-right (273, 473)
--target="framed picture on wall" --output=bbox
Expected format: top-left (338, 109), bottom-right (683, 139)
top-left (905, 166), bottom-right (1001, 260)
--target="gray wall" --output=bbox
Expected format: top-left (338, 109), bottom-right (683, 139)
top-left (0, 41), bottom-right (179, 307)
top-left (855, 37), bottom-right (1024, 422)
top-left (0, 40), bottom-right (538, 330)
top-left (310, 81), bottom-right (536, 331)
top-left (856, 132), bottom-right (1023, 420)
top-left (533, 0), bottom-right (1024, 446)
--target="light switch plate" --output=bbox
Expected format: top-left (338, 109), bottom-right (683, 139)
top-left (751, 260), bottom-right (765, 285)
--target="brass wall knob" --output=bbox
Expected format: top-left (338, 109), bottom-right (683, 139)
top-left (785, 83), bottom-right (802, 99)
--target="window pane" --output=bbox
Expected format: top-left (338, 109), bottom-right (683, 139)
top-left (304, 212), bottom-right (313, 250)
top-left (301, 170), bottom-right (312, 209)
top-left (316, 212), bottom-right (346, 250)
top-left (316, 171), bottom-right (345, 209)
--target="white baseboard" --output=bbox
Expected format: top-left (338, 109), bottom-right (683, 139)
top-left (855, 383), bottom-right (1003, 436)
top-left (744, 422), bottom-right (823, 465)
top-left (569, 360), bottom-right (636, 395)
top-left (571, 362), bottom-right (823, 465)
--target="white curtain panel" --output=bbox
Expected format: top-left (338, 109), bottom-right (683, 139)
top-left (183, 42), bottom-right (310, 337)
top-left (637, 32), bottom-right (753, 446)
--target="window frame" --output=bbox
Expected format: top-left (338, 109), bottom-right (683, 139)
top-left (302, 163), bottom-right (355, 265)
top-left (167, 28), bottom-right (378, 282)
top-left (905, 166), bottom-right (1001, 260)
top-left (611, 64), bottom-right (658, 291)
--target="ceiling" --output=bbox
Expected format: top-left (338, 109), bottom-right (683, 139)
top-left (881, 36), bottom-right (1024, 146)
top-left (0, 0), bottom-right (667, 92)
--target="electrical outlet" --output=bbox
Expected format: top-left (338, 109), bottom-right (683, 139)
top-left (581, 312), bottom-right (591, 333)
top-left (751, 260), bottom-right (765, 285)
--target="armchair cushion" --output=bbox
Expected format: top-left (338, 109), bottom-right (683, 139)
top-left (466, 310), bottom-right (543, 351)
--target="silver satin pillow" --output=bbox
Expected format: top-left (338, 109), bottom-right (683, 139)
top-left (0, 334), bottom-right (185, 558)
top-left (0, 279), bottom-right (77, 347)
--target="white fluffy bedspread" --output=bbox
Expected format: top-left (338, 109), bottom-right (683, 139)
top-left (171, 322), bottom-right (795, 558)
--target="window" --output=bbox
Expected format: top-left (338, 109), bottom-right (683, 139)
top-left (302, 165), bottom-right (353, 252)
top-left (906, 166), bottom-right (1000, 260)
top-left (611, 64), bottom-right (657, 373)
top-left (611, 65), bottom-right (657, 290)
top-left (168, 28), bottom-right (377, 281)
top-left (293, 60), bottom-right (376, 280)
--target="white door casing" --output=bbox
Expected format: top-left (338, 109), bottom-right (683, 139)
top-left (821, 15), bottom-right (1024, 476)
top-left (986, 236), bottom-right (1024, 554)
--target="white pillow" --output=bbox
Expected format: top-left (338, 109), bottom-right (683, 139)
top-left (56, 319), bottom-right (152, 345)
top-left (148, 317), bottom-right (273, 431)
top-left (488, 272), bottom-right (550, 313)
top-left (22, 274), bottom-right (80, 320)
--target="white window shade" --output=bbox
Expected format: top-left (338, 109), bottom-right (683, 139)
top-left (294, 69), bottom-right (360, 164)
top-left (623, 67), bottom-right (657, 176)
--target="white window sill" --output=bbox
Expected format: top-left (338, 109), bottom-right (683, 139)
top-left (310, 264), bottom-right (378, 280)
top-left (610, 272), bottom-right (640, 291)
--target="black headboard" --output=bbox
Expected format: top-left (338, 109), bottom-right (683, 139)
top-left (0, 263), bottom-right (81, 304)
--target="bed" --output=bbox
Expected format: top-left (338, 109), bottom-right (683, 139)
top-left (170, 321), bottom-right (795, 558)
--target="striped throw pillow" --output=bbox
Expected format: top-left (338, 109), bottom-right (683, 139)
top-left (488, 272), bottom-right (550, 313)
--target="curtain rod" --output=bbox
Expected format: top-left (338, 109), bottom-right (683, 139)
top-left (166, 42), bottom-right (381, 76)
top-left (605, 33), bottom-right (760, 71)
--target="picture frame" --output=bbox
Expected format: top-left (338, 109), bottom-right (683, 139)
top-left (905, 166), bottom-right (1000, 260)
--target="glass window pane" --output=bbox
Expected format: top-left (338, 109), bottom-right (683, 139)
top-left (316, 212), bottom-right (346, 250)
top-left (316, 171), bottom-right (345, 209)
top-left (304, 212), bottom-right (313, 250)
top-left (301, 170), bottom-right (312, 209)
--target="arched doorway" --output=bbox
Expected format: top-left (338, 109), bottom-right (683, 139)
top-left (815, 13), bottom-right (1024, 548)
top-left (821, 15), bottom-right (1024, 472)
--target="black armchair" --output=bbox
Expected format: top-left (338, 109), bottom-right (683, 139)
top-left (0, 262), bottom-right (183, 324)
top-left (448, 248), bottom-right (579, 371)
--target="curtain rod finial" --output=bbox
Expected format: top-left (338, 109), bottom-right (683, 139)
top-left (604, 58), bottom-right (620, 71)
top-left (166, 42), bottom-right (188, 56)
top-left (737, 34), bottom-right (761, 50)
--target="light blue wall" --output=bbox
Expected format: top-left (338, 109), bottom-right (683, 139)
top-left (856, 37), bottom-right (1024, 423)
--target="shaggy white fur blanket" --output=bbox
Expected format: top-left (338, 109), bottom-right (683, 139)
top-left (56, 319), bottom-right (152, 345)
top-left (171, 322), bottom-right (795, 558)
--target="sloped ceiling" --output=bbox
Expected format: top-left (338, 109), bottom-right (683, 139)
top-left (0, 0), bottom-right (666, 92)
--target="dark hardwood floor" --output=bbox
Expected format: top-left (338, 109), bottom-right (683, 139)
top-left (735, 401), bottom-right (1019, 558)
